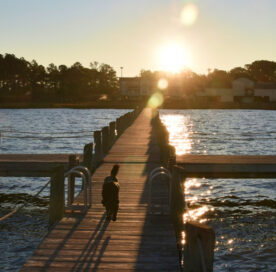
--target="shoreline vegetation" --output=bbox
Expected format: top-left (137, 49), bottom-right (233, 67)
top-left (1, 53), bottom-right (276, 110)
top-left (1, 101), bottom-right (276, 110)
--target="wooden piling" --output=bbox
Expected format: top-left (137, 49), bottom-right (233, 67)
top-left (82, 143), bottom-right (93, 172)
top-left (170, 166), bottom-right (185, 235)
top-left (94, 130), bottom-right (102, 166)
top-left (49, 166), bottom-right (65, 227)
top-left (102, 126), bottom-right (109, 154)
top-left (109, 121), bottom-right (116, 145)
top-left (116, 117), bottom-right (122, 136)
top-left (184, 221), bottom-right (215, 272)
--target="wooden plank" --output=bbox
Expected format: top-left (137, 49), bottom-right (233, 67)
top-left (0, 154), bottom-right (82, 177)
top-left (176, 155), bottom-right (276, 178)
top-left (0, 154), bottom-right (81, 162)
top-left (177, 154), bottom-right (276, 164)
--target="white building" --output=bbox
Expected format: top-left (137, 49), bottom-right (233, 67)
top-left (198, 78), bottom-right (276, 102)
top-left (119, 77), bottom-right (157, 98)
top-left (120, 77), bottom-right (276, 102)
top-left (119, 77), bottom-right (141, 97)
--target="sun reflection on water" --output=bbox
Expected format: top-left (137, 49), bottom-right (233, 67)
top-left (184, 205), bottom-right (210, 224)
top-left (183, 178), bottom-right (215, 223)
top-left (160, 114), bottom-right (214, 224)
top-left (160, 114), bottom-right (192, 155)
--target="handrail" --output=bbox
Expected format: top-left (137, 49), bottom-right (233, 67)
top-left (65, 170), bottom-right (87, 208)
top-left (65, 166), bottom-right (91, 207)
top-left (148, 167), bottom-right (171, 214)
top-left (72, 166), bottom-right (91, 206)
top-left (149, 166), bottom-right (171, 180)
top-left (64, 166), bottom-right (91, 209)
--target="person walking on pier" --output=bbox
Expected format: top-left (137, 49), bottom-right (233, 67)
top-left (102, 164), bottom-right (120, 221)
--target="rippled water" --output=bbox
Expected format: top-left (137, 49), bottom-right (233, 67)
top-left (0, 109), bottom-right (275, 271)
top-left (160, 109), bottom-right (276, 271)
top-left (0, 109), bottom-right (130, 271)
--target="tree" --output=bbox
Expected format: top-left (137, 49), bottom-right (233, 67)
top-left (0, 54), bottom-right (30, 96)
top-left (229, 67), bottom-right (250, 80)
top-left (207, 69), bottom-right (231, 88)
top-left (245, 60), bottom-right (276, 82)
top-left (98, 63), bottom-right (118, 97)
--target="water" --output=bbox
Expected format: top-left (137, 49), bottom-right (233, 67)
top-left (0, 108), bottom-right (130, 271)
top-left (160, 109), bottom-right (276, 272)
top-left (0, 109), bottom-right (275, 271)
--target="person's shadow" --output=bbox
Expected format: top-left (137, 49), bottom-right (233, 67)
top-left (40, 212), bottom-right (110, 271)
top-left (70, 213), bottom-right (111, 271)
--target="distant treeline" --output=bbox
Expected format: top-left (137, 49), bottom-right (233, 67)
top-left (0, 54), bottom-right (118, 103)
top-left (140, 60), bottom-right (276, 95)
top-left (0, 53), bottom-right (276, 104)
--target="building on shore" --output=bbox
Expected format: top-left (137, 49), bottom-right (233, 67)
top-left (119, 76), bottom-right (185, 99)
top-left (198, 78), bottom-right (276, 103)
top-left (119, 77), bottom-right (141, 98)
top-left (120, 77), bottom-right (163, 99)
top-left (120, 77), bottom-right (276, 103)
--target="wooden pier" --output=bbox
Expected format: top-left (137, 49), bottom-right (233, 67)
top-left (20, 108), bottom-right (180, 271)
top-left (1, 108), bottom-right (276, 271)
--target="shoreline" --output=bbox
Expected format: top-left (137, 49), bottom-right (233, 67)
top-left (1, 101), bottom-right (276, 110)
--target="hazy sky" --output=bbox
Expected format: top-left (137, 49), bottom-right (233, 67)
top-left (1, 0), bottom-right (275, 76)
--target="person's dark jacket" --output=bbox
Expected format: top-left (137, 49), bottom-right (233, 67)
top-left (102, 175), bottom-right (120, 206)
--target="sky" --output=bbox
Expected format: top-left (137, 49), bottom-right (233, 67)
top-left (1, 0), bottom-right (276, 76)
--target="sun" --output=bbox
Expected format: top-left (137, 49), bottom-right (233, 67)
top-left (156, 42), bottom-right (191, 73)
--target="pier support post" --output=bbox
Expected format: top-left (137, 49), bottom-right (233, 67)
top-left (116, 117), bottom-right (122, 136)
top-left (49, 166), bottom-right (65, 227)
top-left (168, 145), bottom-right (176, 170)
top-left (109, 121), bottom-right (116, 145)
top-left (83, 143), bottom-right (93, 172)
top-left (94, 130), bottom-right (102, 166)
top-left (102, 126), bottom-right (109, 154)
top-left (170, 167), bottom-right (185, 234)
top-left (126, 112), bottom-right (131, 126)
top-left (184, 221), bottom-right (215, 272)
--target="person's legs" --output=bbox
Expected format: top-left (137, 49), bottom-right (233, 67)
top-left (105, 203), bottom-right (112, 220)
top-left (111, 202), bottom-right (119, 221)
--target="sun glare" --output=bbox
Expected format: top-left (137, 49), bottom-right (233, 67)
top-left (157, 42), bottom-right (191, 73)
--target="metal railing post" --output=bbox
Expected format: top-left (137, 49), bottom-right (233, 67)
top-left (65, 166), bottom-right (91, 209)
top-left (148, 167), bottom-right (171, 214)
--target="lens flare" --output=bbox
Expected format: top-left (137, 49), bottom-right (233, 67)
top-left (147, 92), bottom-right (164, 108)
top-left (181, 4), bottom-right (198, 26)
top-left (157, 78), bottom-right (168, 90)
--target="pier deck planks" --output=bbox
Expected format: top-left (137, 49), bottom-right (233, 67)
top-left (21, 108), bottom-right (180, 272)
